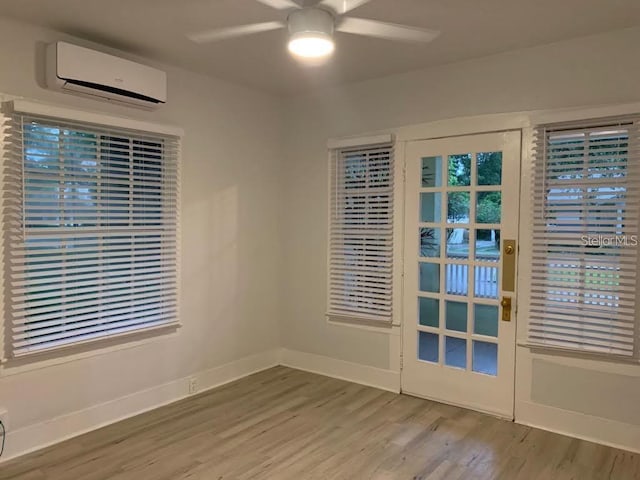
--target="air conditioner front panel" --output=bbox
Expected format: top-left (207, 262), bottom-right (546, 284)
top-left (52, 42), bottom-right (167, 104)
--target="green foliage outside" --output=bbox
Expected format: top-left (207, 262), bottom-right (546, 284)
top-left (447, 152), bottom-right (502, 226)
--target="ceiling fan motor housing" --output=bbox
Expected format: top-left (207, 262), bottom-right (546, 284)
top-left (288, 7), bottom-right (335, 40)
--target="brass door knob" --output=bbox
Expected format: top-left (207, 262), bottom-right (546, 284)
top-left (500, 296), bottom-right (512, 321)
top-left (505, 245), bottom-right (514, 255)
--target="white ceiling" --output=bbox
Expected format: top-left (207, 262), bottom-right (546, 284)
top-left (1, 0), bottom-right (639, 95)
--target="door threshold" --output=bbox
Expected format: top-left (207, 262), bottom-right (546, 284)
top-left (401, 389), bottom-right (514, 421)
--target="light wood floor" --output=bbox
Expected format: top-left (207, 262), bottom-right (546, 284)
top-left (1, 366), bottom-right (638, 480)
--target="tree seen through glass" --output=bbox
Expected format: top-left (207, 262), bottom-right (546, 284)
top-left (420, 152), bottom-right (502, 259)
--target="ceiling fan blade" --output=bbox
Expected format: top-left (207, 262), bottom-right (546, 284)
top-left (318, 0), bottom-right (372, 14)
top-left (336, 17), bottom-right (440, 43)
top-left (254, 0), bottom-right (300, 10)
top-left (187, 21), bottom-right (285, 43)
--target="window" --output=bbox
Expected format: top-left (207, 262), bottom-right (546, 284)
top-left (3, 108), bottom-right (180, 357)
top-left (328, 141), bottom-right (394, 324)
top-left (528, 117), bottom-right (640, 358)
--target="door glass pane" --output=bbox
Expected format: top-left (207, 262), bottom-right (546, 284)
top-left (475, 229), bottom-right (500, 262)
top-left (422, 156), bottom-right (442, 187)
top-left (446, 228), bottom-right (469, 259)
top-left (420, 227), bottom-right (441, 258)
top-left (474, 266), bottom-right (498, 299)
top-left (448, 154), bottom-right (471, 186)
top-left (445, 336), bottom-right (466, 369)
top-left (445, 264), bottom-right (468, 296)
top-left (476, 191), bottom-right (501, 224)
top-left (477, 152), bottom-right (502, 186)
top-left (445, 301), bottom-right (467, 332)
top-left (421, 192), bottom-right (442, 223)
top-left (473, 341), bottom-right (497, 376)
top-left (447, 192), bottom-right (470, 224)
top-left (419, 262), bottom-right (440, 293)
top-left (418, 331), bottom-right (439, 363)
top-left (474, 304), bottom-right (498, 337)
top-left (419, 297), bottom-right (439, 328)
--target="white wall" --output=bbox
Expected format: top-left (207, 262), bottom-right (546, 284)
top-left (0, 17), bottom-right (283, 459)
top-left (281, 26), bottom-right (640, 451)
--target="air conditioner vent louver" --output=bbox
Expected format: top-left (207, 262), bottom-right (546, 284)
top-left (63, 79), bottom-right (163, 104)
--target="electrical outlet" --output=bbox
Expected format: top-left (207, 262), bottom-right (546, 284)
top-left (0, 408), bottom-right (8, 433)
top-left (188, 377), bottom-right (197, 395)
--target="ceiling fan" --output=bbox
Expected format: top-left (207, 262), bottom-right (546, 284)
top-left (186, 0), bottom-right (440, 60)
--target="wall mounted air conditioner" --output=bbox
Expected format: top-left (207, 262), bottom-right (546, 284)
top-left (46, 42), bottom-right (167, 109)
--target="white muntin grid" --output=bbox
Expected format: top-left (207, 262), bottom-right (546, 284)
top-left (415, 152), bottom-right (503, 374)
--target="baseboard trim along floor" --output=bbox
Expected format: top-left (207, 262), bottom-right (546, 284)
top-left (3, 348), bottom-right (638, 465)
top-left (2, 349), bottom-right (281, 462)
top-left (1, 366), bottom-right (638, 479)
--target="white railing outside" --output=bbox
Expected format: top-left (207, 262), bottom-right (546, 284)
top-left (445, 263), bottom-right (498, 298)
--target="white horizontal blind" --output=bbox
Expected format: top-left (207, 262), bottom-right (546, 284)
top-left (2, 111), bottom-right (180, 357)
top-left (328, 143), bottom-right (394, 323)
top-left (529, 117), bottom-right (640, 358)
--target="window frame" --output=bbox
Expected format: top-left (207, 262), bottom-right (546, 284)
top-left (1, 101), bottom-right (182, 362)
top-left (326, 135), bottom-right (398, 328)
top-left (525, 116), bottom-right (640, 361)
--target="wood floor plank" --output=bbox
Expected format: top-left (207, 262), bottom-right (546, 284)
top-left (0, 366), bottom-right (638, 480)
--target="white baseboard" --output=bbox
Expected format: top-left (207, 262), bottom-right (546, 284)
top-left (516, 400), bottom-right (640, 454)
top-left (5, 351), bottom-right (636, 463)
top-left (279, 348), bottom-right (400, 393)
top-left (1, 349), bottom-right (280, 463)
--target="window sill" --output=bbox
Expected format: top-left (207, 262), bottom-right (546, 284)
top-left (326, 313), bottom-right (396, 332)
top-left (1, 322), bottom-right (181, 376)
top-left (518, 341), bottom-right (640, 366)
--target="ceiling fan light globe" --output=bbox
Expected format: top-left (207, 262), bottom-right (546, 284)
top-left (288, 32), bottom-right (335, 58)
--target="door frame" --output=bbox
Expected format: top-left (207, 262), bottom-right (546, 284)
top-left (390, 114), bottom-right (533, 391)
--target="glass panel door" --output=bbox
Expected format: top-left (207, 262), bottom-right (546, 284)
top-left (402, 132), bottom-right (521, 418)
